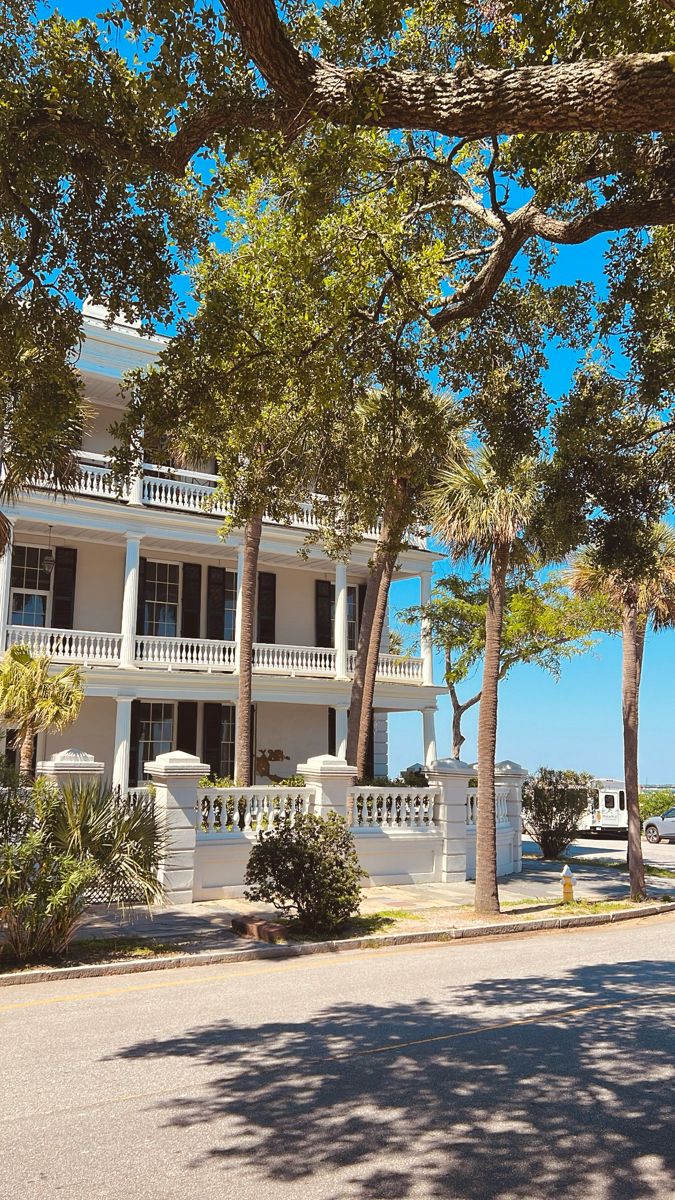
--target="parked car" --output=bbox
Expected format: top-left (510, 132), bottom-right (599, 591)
top-left (643, 807), bottom-right (675, 844)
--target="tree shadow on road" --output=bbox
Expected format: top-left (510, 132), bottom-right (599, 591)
top-left (109, 957), bottom-right (675, 1200)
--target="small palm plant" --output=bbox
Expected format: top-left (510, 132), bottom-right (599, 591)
top-left (0, 646), bottom-right (84, 777)
top-left (568, 521), bottom-right (675, 900)
top-left (429, 444), bottom-right (539, 915)
top-left (0, 778), bottom-right (165, 961)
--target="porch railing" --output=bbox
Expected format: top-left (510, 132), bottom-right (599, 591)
top-left (5, 624), bottom-right (122, 665)
top-left (252, 643), bottom-right (337, 676)
top-left (26, 451), bottom-right (426, 547)
top-left (466, 787), bottom-right (511, 826)
top-left (349, 785), bottom-right (440, 830)
top-left (347, 650), bottom-right (424, 683)
top-left (199, 786), bottom-right (317, 835)
top-left (135, 634), bottom-right (236, 671)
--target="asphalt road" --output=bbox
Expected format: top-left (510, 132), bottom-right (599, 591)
top-left (2, 916), bottom-right (674, 1200)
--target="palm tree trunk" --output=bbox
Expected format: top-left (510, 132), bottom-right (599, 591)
top-left (346, 481), bottom-right (408, 771)
top-left (235, 514), bottom-right (263, 786)
top-left (475, 541), bottom-right (510, 916)
top-left (622, 597), bottom-right (646, 900)
top-left (355, 546), bottom-right (398, 778)
top-left (19, 725), bottom-right (35, 779)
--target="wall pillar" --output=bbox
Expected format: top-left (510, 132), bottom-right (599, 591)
top-left (420, 571), bottom-right (434, 686)
top-left (120, 535), bottom-right (141, 667)
top-left (234, 544), bottom-right (245, 672)
top-left (427, 758), bottom-right (474, 882)
top-left (297, 753), bottom-right (357, 822)
top-left (334, 561), bottom-right (348, 678)
top-left (145, 750), bottom-right (210, 904)
top-left (0, 522), bottom-right (13, 634)
top-left (112, 696), bottom-right (133, 795)
top-left (37, 748), bottom-right (105, 788)
top-left (495, 759), bottom-right (528, 875)
top-left (334, 706), bottom-right (349, 759)
top-left (422, 706), bottom-right (437, 766)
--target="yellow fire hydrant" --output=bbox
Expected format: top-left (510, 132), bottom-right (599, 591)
top-left (561, 863), bottom-right (576, 903)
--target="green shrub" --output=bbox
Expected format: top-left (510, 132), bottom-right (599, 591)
top-left (639, 789), bottom-right (675, 823)
top-left (274, 774), bottom-right (305, 787)
top-left (522, 768), bottom-right (596, 859)
top-left (244, 811), bottom-right (364, 934)
top-left (0, 778), bottom-right (165, 962)
top-left (199, 774), bottom-right (235, 788)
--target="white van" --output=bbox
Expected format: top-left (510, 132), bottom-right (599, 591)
top-left (577, 778), bottom-right (628, 836)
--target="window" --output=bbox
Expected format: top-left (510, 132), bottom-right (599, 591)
top-left (143, 562), bottom-right (179, 637)
top-left (223, 571), bottom-right (237, 641)
top-left (347, 586), bottom-right (358, 651)
top-left (10, 546), bottom-right (51, 627)
top-left (219, 705), bottom-right (236, 779)
top-left (663, 807), bottom-right (675, 818)
top-left (603, 794), bottom-right (615, 809)
top-left (137, 702), bottom-right (174, 777)
top-left (619, 791), bottom-right (626, 811)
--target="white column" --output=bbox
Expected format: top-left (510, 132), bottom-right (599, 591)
top-left (0, 522), bottom-right (13, 636)
top-left (234, 544), bottom-right (245, 672)
top-left (145, 750), bottom-right (210, 904)
top-left (120, 535), bottom-right (141, 667)
top-left (495, 759), bottom-right (528, 875)
top-left (334, 561), bottom-right (348, 678)
top-left (112, 696), bottom-right (133, 794)
top-left (297, 753), bottom-right (357, 821)
top-left (420, 571), bottom-right (434, 686)
top-left (422, 706), bottom-right (437, 766)
top-left (335, 705), bottom-right (348, 759)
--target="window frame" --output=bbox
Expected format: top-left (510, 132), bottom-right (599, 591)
top-left (9, 544), bottom-right (53, 629)
top-left (142, 559), bottom-right (182, 639)
top-left (136, 700), bottom-right (175, 781)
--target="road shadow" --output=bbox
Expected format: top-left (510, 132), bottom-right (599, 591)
top-left (108, 956), bottom-right (675, 1199)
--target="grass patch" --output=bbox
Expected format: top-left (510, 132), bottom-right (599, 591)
top-left (281, 909), bottom-right (422, 943)
top-left (0, 936), bottom-right (182, 975)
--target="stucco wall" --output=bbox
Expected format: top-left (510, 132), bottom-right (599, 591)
top-left (72, 540), bottom-right (125, 633)
top-left (254, 701), bottom-right (330, 781)
top-left (271, 566), bottom-right (317, 646)
top-left (44, 696), bottom-right (117, 776)
top-left (83, 403), bottom-right (120, 455)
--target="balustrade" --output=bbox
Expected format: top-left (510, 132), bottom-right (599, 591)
top-left (466, 787), bottom-right (511, 825)
top-left (349, 786), bottom-right (439, 829)
top-left (347, 650), bottom-right (424, 682)
top-left (252, 643), bottom-right (337, 676)
top-left (198, 786), bottom-right (316, 835)
top-left (135, 635), bottom-right (236, 671)
top-left (5, 624), bottom-right (121, 665)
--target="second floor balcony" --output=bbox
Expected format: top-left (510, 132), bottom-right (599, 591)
top-left (4, 623), bottom-right (425, 684)
top-left (30, 451), bottom-right (427, 550)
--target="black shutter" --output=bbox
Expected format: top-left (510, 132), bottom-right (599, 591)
top-left (257, 572), bottom-right (276, 643)
top-left (176, 701), bottom-right (198, 755)
top-left (206, 566), bottom-right (225, 640)
top-left (203, 702), bottom-right (223, 779)
top-left (128, 700), bottom-right (141, 788)
top-left (328, 708), bottom-right (336, 757)
top-left (136, 558), bottom-right (147, 635)
top-left (315, 580), bottom-right (333, 648)
top-left (181, 563), bottom-right (202, 638)
top-left (51, 547), bottom-right (77, 629)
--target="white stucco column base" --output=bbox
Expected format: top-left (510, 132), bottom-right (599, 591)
top-left (145, 750), bottom-right (210, 904)
top-left (37, 748), bottom-right (105, 788)
top-left (427, 758), bottom-right (474, 882)
top-left (495, 759), bottom-right (528, 875)
top-left (297, 753), bottom-right (358, 822)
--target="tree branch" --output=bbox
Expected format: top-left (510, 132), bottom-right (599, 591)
top-left (223, 3), bottom-right (675, 136)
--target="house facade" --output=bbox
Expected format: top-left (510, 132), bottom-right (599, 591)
top-left (0, 307), bottom-right (442, 791)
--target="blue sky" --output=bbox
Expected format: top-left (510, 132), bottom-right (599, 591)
top-left (47, 1), bottom-right (674, 784)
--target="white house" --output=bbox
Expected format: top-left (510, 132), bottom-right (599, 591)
top-left (0, 307), bottom-right (443, 792)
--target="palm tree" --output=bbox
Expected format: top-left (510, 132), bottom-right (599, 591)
top-left (567, 522), bottom-right (675, 900)
top-left (0, 646), bottom-right (84, 778)
top-left (429, 445), bottom-right (539, 916)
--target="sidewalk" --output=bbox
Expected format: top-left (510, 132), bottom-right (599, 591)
top-left (76, 857), bottom-right (675, 951)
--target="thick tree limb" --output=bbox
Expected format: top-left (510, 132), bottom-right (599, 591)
top-left (224, 1), bottom-right (675, 136)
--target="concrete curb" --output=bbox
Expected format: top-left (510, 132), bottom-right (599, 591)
top-left (3, 902), bottom-right (674, 989)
